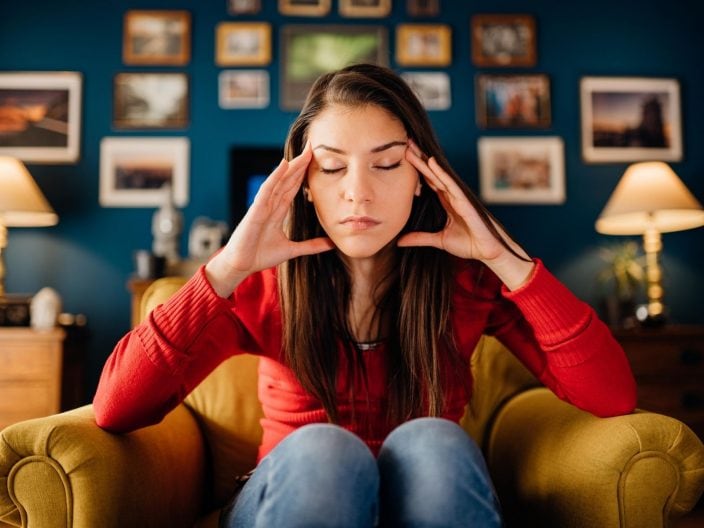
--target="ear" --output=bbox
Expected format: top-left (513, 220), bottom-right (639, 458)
top-left (303, 186), bottom-right (313, 202)
top-left (414, 180), bottom-right (422, 197)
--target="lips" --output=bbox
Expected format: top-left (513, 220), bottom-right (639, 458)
top-left (340, 215), bottom-right (381, 230)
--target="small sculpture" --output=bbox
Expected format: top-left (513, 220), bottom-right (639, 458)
top-left (152, 184), bottom-right (183, 266)
top-left (30, 287), bottom-right (62, 330)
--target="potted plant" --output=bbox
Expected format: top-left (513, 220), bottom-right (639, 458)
top-left (598, 241), bottom-right (645, 327)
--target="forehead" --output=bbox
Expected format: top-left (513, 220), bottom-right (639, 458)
top-left (307, 104), bottom-right (406, 147)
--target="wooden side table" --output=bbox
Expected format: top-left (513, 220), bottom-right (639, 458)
top-left (613, 325), bottom-right (704, 440)
top-left (0, 327), bottom-right (65, 430)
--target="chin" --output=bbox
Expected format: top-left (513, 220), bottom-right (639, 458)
top-left (332, 238), bottom-right (396, 260)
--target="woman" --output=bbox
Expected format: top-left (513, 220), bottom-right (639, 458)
top-left (94, 64), bottom-right (636, 527)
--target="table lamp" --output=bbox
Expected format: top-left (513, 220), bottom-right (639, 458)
top-left (0, 156), bottom-right (58, 299)
top-left (595, 161), bottom-right (704, 324)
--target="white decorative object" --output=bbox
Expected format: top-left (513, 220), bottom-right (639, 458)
top-left (188, 217), bottom-right (228, 260)
top-left (30, 287), bottom-right (62, 330)
top-left (152, 184), bottom-right (183, 265)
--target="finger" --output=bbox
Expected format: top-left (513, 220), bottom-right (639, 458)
top-left (290, 237), bottom-right (336, 258)
top-left (427, 157), bottom-right (465, 197)
top-left (405, 148), bottom-right (443, 191)
top-left (252, 159), bottom-right (288, 205)
top-left (397, 231), bottom-right (444, 250)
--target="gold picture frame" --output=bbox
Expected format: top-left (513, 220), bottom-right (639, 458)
top-left (471, 14), bottom-right (536, 67)
top-left (278, 0), bottom-right (331, 17)
top-left (339, 0), bottom-right (391, 18)
top-left (396, 24), bottom-right (452, 67)
top-left (216, 22), bottom-right (272, 66)
top-left (123, 10), bottom-right (191, 66)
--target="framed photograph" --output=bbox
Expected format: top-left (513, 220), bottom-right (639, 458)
top-left (279, 0), bottom-right (331, 16)
top-left (580, 77), bottom-right (682, 163)
top-left (219, 70), bottom-right (269, 109)
top-left (228, 0), bottom-right (261, 15)
top-left (396, 24), bottom-right (452, 67)
top-left (407, 0), bottom-right (440, 17)
top-left (100, 137), bottom-right (189, 207)
top-left (339, 0), bottom-right (391, 18)
top-left (475, 74), bottom-right (550, 128)
top-left (216, 22), bottom-right (272, 66)
top-left (471, 14), bottom-right (536, 67)
top-left (401, 72), bottom-right (451, 110)
top-left (113, 73), bottom-right (189, 129)
top-left (0, 71), bottom-right (82, 164)
top-left (478, 137), bottom-right (565, 205)
top-left (123, 10), bottom-right (191, 66)
top-left (280, 25), bottom-right (388, 110)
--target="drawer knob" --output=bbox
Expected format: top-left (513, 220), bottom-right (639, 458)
top-left (680, 348), bottom-right (703, 366)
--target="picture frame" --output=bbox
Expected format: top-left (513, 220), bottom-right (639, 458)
top-left (0, 71), bottom-right (82, 164)
top-left (401, 72), bottom-right (451, 110)
top-left (99, 137), bottom-right (190, 207)
top-left (219, 70), bottom-right (270, 109)
top-left (216, 22), bottom-right (272, 66)
top-left (228, 0), bottom-right (261, 15)
top-left (280, 25), bottom-right (389, 110)
top-left (475, 74), bottom-right (551, 128)
top-left (278, 0), bottom-right (331, 17)
top-left (406, 0), bottom-right (440, 17)
top-left (396, 24), bottom-right (452, 67)
top-left (471, 14), bottom-right (536, 67)
top-left (478, 136), bottom-right (565, 205)
top-left (123, 10), bottom-right (191, 66)
top-left (113, 73), bottom-right (189, 129)
top-left (339, 0), bottom-right (391, 18)
top-left (580, 76), bottom-right (682, 163)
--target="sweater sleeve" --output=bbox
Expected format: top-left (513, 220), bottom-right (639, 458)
top-left (486, 259), bottom-right (637, 417)
top-left (94, 266), bottom-right (277, 433)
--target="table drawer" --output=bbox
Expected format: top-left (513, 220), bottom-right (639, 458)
top-left (0, 381), bottom-right (58, 415)
top-left (0, 346), bottom-right (57, 381)
top-left (622, 341), bottom-right (704, 380)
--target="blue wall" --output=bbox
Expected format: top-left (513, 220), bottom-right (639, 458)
top-left (3, 0), bottom-right (704, 402)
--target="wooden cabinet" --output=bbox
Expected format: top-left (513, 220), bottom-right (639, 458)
top-left (0, 327), bottom-right (65, 430)
top-left (613, 325), bottom-right (704, 440)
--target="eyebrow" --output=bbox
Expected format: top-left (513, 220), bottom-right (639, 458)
top-left (313, 140), bottom-right (407, 155)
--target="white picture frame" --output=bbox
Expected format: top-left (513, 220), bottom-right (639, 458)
top-left (0, 71), bottom-right (82, 164)
top-left (580, 76), bottom-right (682, 163)
top-left (401, 72), bottom-right (451, 111)
top-left (219, 70), bottom-right (269, 109)
top-left (478, 136), bottom-right (565, 205)
top-left (99, 137), bottom-right (189, 207)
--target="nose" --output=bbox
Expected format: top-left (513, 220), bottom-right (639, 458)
top-left (341, 164), bottom-right (373, 203)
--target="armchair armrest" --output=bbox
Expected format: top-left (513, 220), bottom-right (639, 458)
top-left (1, 404), bottom-right (206, 528)
top-left (486, 388), bottom-right (704, 528)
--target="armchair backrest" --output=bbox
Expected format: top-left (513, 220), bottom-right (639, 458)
top-left (140, 276), bottom-right (538, 506)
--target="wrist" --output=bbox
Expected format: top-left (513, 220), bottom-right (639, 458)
top-left (483, 251), bottom-right (535, 291)
top-left (204, 253), bottom-right (248, 298)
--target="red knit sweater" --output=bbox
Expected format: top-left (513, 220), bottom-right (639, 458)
top-left (94, 259), bottom-right (636, 460)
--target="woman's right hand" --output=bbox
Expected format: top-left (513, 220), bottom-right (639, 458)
top-left (205, 142), bottom-right (335, 297)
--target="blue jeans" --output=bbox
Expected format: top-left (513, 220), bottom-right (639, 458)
top-left (221, 418), bottom-right (502, 527)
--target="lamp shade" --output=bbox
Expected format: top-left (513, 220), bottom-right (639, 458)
top-left (0, 156), bottom-right (58, 227)
top-left (595, 161), bottom-right (704, 235)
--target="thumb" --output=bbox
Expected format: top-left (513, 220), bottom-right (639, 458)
top-left (290, 237), bottom-right (336, 258)
top-left (397, 231), bottom-right (443, 249)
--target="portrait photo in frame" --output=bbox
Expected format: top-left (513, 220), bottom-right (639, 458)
top-left (0, 71), bottom-right (82, 164)
top-left (396, 24), bottom-right (452, 67)
top-left (219, 70), bottom-right (269, 109)
top-left (216, 22), bottom-right (272, 66)
top-left (339, 0), bottom-right (391, 18)
top-left (401, 72), bottom-right (451, 110)
top-left (478, 136), bottom-right (565, 205)
top-left (278, 0), bottom-right (331, 17)
top-left (113, 72), bottom-right (189, 129)
top-left (471, 14), bottom-right (536, 67)
top-left (580, 76), bottom-right (682, 163)
top-left (123, 10), bottom-right (191, 66)
top-left (280, 25), bottom-right (388, 110)
top-left (475, 74), bottom-right (551, 128)
top-left (228, 0), bottom-right (261, 15)
top-left (99, 137), bottom-right (190, 207)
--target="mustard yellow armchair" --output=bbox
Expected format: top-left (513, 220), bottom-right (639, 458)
top-left (2, 277), bottom-right (703, 528)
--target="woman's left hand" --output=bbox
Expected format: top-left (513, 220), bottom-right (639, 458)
top-left (399, 140), bottom-right (535, 289)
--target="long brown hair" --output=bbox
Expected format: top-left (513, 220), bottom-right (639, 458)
top-left (279, 63), bottom-right (516, 425)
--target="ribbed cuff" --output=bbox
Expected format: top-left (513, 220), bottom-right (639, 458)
top-left (501, 259), bottom-right (592, 348)
top-left (136, 265), bottom-right (232, 357)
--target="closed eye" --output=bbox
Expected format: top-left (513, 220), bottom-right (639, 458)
top-left (375, 161), bottom-right (402, 171)
top-left (320, 167), bottom-right (344, 174)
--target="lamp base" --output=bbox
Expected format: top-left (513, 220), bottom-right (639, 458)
top-left (0, 294), bottom-right (32, 327)
top-left (635, 303), bottom-right (667, 328)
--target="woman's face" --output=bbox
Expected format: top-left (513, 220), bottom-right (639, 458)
top-left (305, 104), bottom-right (421, 260)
